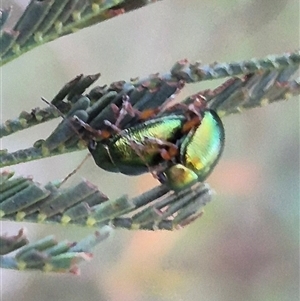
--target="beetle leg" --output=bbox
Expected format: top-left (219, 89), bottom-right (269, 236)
top-left (187, 94), bottom-right (207, 115)
top-left (118, 95), bottom-right (161, 124)
top-left (72, 115), bottom-right (110, 140)
top-left (131, 138), bottom-right (178, 180)
top-left (110, 95), bottom-right (158, 127)
top-left (103, 119), bottom-right (122, 133)
top-left (136, 108), bottom-right (160, 120)
top-left (164, 94), bottom-right (207, 119)
top-left (126, 136), bottom-right (178, 168)
top-left (181, 115), bottom-right (201, 133)
top-left (113, 95), bottom-right (137, 127)
top-left (142, 137), bottom-right (178, 161)
top-left (124, 139), bottom-right (161, 179)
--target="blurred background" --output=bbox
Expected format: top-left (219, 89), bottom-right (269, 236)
top-left (1, 0), bottom-right (299, 300)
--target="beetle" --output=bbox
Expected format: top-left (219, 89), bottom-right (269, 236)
top-left (84, 109), bottom-right (225, 191)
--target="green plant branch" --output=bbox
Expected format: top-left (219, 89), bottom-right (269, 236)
top-left (0, 170), bottom-right (211, 231)
top-left (0, 73), bottom-right (101, 138)
top-left (1, 169), bottom-right (211, 272)
top-left (170, 52), bottom-right (300, 83)
top-left (1, 52), bottom-right (299, 168)
top-left (1, 1), bottom-right (299, 275)
top-left (0, 227), bottom-right (112, 273)
top-left (1, 51), bottom-right (299, 140)
top-left (0, 0), bottom-right (162, 66)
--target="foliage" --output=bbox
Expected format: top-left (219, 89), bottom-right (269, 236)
top-left (1, 0), bottom-right (299, 275)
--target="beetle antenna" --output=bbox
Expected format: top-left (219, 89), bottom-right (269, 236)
top-left (59, 153), bottom-right (91, 187)
top-left (41, 96), bottom-right (67, 120)
top-left (41, 97), bottom-right (92, 184)
top-left (41, 96), bottom-right (92, 140)
top-left (41, 96), bottom-right (88, 138)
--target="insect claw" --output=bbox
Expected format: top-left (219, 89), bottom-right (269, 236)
top-left (187, 94), bottom-right (207, 115)
top-left (111, 95), bottom-right (137, 127)
top-left (104, 120), bottom-right (121, 133)
top-left (73, 115), bottom-right (85, 126)
top-left (73, 116), bottom-right (106, 139)
top-left (103, 119), bottom-right (112, 126)
top-left (41, 96), bottom-right (66, 120)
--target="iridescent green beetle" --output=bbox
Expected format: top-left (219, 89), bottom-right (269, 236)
top-left (89, 114), bottom-right (185, 175)
top-left (88, 109), bottom-right (225, 191)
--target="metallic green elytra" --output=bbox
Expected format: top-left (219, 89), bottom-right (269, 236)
top-left (179, 110), bottom-right (225, 182)
top-left (89, 115), bottom-right (187, 175)
top-left (162, 110), bottom-right (224, 191)
top-left (89, 110), bottom-right (224, 190)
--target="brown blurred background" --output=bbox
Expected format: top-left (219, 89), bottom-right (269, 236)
top-left (1, 0), bottom-right (299, 300)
